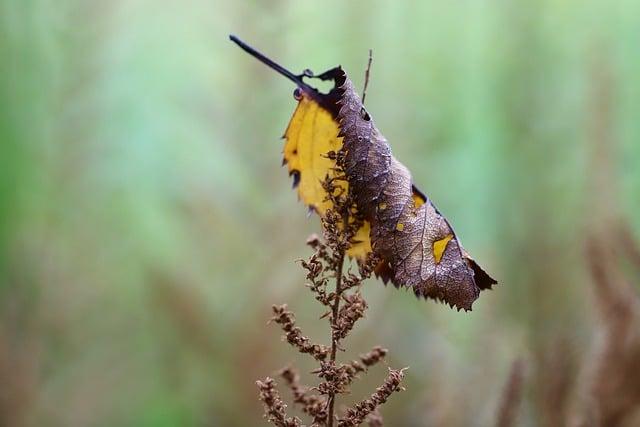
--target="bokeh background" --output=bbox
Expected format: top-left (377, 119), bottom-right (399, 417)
top-left (2, 1), bottom-right (640, 426)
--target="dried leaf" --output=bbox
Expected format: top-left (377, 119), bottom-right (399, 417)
top-left (335, 70), bottom-right (496, 310)
top-left (231, 36), bottom-right (497, 310)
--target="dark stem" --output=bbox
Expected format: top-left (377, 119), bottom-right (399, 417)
top-left (327, 211), bottom-right (349, 427)
top-left (229, 34), bottom-right (317, 94)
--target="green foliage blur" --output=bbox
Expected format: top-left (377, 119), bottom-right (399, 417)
top-left (1, 0), bottom-right (639, 426)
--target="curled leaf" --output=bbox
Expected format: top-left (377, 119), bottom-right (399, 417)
top-left (231, 36), bottom-right (497, 310)
top-left (335, 70), bottom-right (496, 310)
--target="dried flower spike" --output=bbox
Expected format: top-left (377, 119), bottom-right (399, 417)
top-left (257, 377), bottom-right (302, 427)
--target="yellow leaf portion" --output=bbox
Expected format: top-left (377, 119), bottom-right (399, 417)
top-left (433, 234), bottom-right (454, 264)
top-left (350, 221), bottom-right (371, 258)
top-left (283, 93), bottom-right (371, 258)
top-left (283, 94), bottom-right (342, 212)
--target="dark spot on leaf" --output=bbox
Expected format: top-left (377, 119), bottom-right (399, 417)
top-left (290, 170), bottom-right (301, 188)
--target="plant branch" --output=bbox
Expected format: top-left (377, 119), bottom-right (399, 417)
top-left (258, 173), bottom-right (404, 426)
top-left (327, 238), bottom-right (346, 427)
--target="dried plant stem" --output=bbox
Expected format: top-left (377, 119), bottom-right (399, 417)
top-left (327, 222), bottom-right (347, 427)
top-left (496, 359), bottom-right (525, 427)
top-left (258, 175), bottom-right (405, 426)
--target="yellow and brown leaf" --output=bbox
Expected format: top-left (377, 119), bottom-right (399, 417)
top-left (231, 36), bottom-right (497, 310)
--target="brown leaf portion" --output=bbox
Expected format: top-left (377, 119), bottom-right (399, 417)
top-left (335, 71), bottom-right (496, 310)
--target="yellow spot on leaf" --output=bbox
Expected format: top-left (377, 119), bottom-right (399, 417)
top-left (433, 234), bottom-right (453, 264)
top-left (347, 220), bottom-right (372, 258)
top-left (412, 191), bottom-right (425, 208)
top-left (378, 202), bottom-right (387, 210)
top-left (396, 222), bottom-right (404, 232)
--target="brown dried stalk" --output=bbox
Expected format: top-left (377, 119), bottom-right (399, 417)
top-left (257, 377), bottom-right (302, 427)
top-left (333, 292), bottom-right (367, 342)
top-left (495, 358), bottom-right (525, 427)
top-left (326, 198), bottom-right (350, 427)
top-left (271, 305), bottom-right (330, 362)
top-left (337, 368), bottom-right (406, 427)
top-left (280, 367), bottom-right (328, 425)
top-left (341, 346), bottom-right (388, 386)
top-left (575, 235), bottom-right (640, 426)
top-left (364, 410), bottom-right (383, 427)
top-left (568, 54), bottom-right (640, 427)
top-left (257, 173), bottom-right (406, 426)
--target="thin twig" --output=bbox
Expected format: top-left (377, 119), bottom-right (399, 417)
top-left (327, 243), bottom-right (346, 427)
top-left (326, 200), bottom-right (353, 427)
top-left (361, 49), bottom-right (373, 105)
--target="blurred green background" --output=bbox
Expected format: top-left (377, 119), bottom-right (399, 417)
top-left (1, 0), bottom-right (639, 426)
